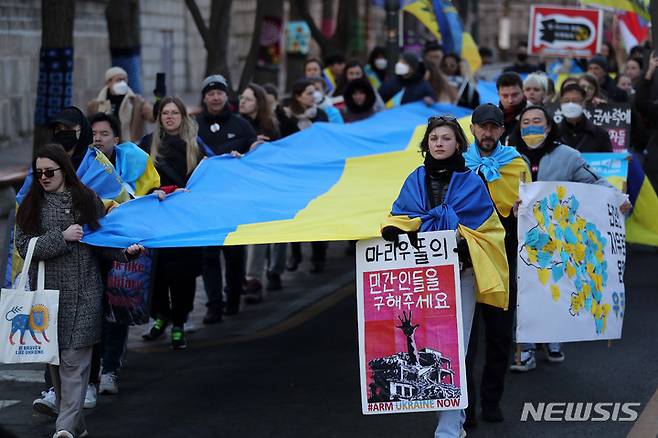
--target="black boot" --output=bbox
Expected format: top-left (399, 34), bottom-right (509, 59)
top-left (202, 303), bottom-right (223, 324)
top-left (266, 271), bottom-right (282, 291)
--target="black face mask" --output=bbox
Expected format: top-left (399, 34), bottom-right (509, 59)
top-left (53, 130), bottom-right (78, 152)
top-left (517, 53), bottom-right (529, 63)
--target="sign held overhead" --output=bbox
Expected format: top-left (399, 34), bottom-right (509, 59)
top-left (528, 5), bottom-right (603, 58)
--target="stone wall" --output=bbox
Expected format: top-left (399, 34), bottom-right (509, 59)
top-left (0, 0), bottom-right (259, 153)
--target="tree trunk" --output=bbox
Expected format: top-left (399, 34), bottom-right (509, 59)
top-left (294, 0), bottom-right (358, 59)
top-left (321, 0), bottom-right (334, 37)
top-left (33, 0), bottom-right (75, 155)
top-left (286, 0), bottom-right (307, 92)
top-left (237, 0), bottom-right (266, 92)
top-left (253, 0), bottom-right (284, 86)
top-left (186, 0), bottom-right (233, 90)
top-left (649, 0), bottom-right (658, 51)
top-left (106, 0), bottom-right (143, 93)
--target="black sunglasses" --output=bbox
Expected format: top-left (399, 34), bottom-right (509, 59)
top-left (36, 168), bottom-right (61, 179)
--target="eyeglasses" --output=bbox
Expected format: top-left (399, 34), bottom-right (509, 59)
top-left (428, 114), bottom-right (458, 123)
top-left (36, 168), bottom-right (61, 179)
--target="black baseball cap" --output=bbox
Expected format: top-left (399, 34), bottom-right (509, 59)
top-left (471, 104), bottom-right (504, 127)
top-left (48, 107), bottom-right (83, 129)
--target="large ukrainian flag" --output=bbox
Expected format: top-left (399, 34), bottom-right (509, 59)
top-left (83, 103), bottom-right (658, 251)
top-left (83, 103), bottom-right (471, 248)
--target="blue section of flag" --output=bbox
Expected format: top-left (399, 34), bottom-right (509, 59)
top-left (83, 103), bottom-right (472, 248)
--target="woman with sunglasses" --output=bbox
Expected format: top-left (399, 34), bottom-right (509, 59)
top-left (15, 143), bottom-right (144, 438)
top-left (382, 116), bottom-right (509, 438)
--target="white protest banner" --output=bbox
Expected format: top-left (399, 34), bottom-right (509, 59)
top-left (356, 231), bottom-right (467, 415)
top-left (517, 182), bottom-right (627, 343)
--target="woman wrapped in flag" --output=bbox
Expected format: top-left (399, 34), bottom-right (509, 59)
top-left (381, 115), bottom-right (509, 438)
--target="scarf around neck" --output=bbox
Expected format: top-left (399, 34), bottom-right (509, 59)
top-left (423, 151), bottom-right (467, 181)
top-left (464, 142), bottom-right (521, 182)
top-left (292, 105), bottom-right (318, 131)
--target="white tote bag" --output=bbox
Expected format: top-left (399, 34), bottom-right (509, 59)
top-left (0, 237), bottom-right (59, 365)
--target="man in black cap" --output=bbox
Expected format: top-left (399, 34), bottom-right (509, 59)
top-left (462, 103), bottom-right (531, 426)
top-left (197, 74), bottom-right (257, 324)
top-left (587, 55), bottom-right (628, 103)
top-left (197, 74), bottom-right (257, 156)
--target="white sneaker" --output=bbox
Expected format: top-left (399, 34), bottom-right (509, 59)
top-left (33, 387), bottom-right (58, 417)
top-left (184, 322), bottom-right (199, 333)
top-left (53, 431), bottom-right (74, 438)
top-left (99, 372), bottom-right (119, 395)
top-left (84, 383), bottom-right (97, 409)
top-left (510, 349), bottom-right (537, 372)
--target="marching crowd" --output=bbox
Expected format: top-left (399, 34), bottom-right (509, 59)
top-left (7, 36), bottom-right (658, 438)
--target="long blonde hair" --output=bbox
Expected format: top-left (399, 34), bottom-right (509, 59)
top-left (150, 96), bottom-right (201, 175)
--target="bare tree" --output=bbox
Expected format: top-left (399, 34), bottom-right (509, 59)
top-left (105, 0), bottom-right (143, 93)
top-left (293, 0), bottom-right (359, 58)
top-left (186, 0), bottom-right (265, 94)
top-left (649, 0), bottom-right (658, 54)
top-left (33, 0), bottom-right (76, 154)
top-left (254, 0), bottom-right (284, 85)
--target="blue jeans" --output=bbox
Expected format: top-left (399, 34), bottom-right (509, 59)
top-left (435, 268), bottom-right (476, 438)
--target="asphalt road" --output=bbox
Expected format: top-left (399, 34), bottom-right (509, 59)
top-left (1, 245), bottom-right (657, 438)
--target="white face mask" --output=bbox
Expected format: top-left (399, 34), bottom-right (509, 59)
top-left (312, 90), bottom-right (323, 104)
top-left (560, 102), bottom-right (583, 119)
top-left (111, 81), bottom-right (129, 96)
top-left (394, 62), bottom-right (410, 76)
top-left (374, 58), bottom-right (388, 70)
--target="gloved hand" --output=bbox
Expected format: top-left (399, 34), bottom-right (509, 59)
top-left (381, 226), bottom-right (419, 249)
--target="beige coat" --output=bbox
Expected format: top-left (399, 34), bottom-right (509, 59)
top-left (87, 86), bottom-right (153, 142)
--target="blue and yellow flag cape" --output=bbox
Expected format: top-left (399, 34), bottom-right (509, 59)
top-left (4, 147), bottom-right (135, 287)
top-left (113, 142), bottom-right (160, 197)
top-left (464, 143), bottom-right (531, 217)
top-left (626, 153), bottom-right (658, 246)
top-left (383, 166), bottom-right (509, 309)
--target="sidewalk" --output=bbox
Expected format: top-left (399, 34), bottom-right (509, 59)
top-left (129, 243), bottom-right (356, 353)
top-left (0, 240), bottom-right (356, 379)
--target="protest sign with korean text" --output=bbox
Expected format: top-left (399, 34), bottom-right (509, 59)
top-left (356, 231), bottom-right (467, 415)
top-left (516, 182), bottom-right (627, 343)
top-left (528, 6), bottom-right (603, 58)
top-left (549, 102), bottom-right (632, 152)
